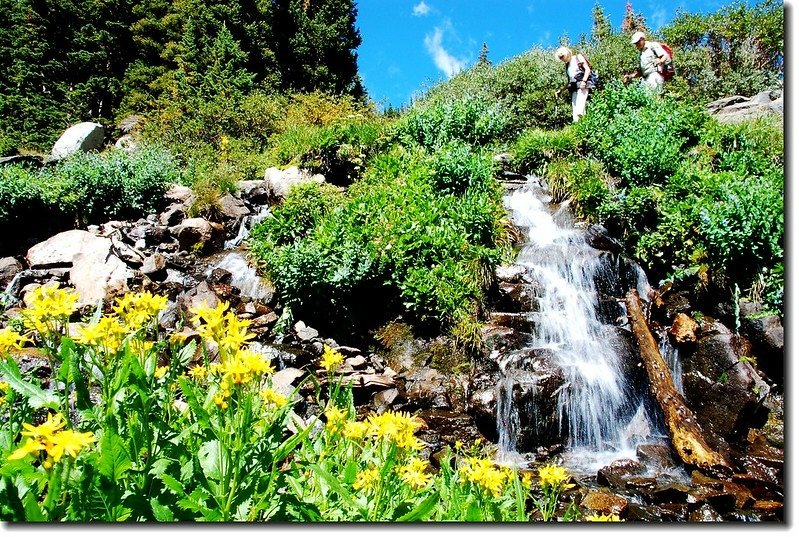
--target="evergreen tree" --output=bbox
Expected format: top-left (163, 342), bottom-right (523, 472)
top-left (477, 42), bottom-right (491, 66)
top-left (269, 0), bottom-right (364, 97)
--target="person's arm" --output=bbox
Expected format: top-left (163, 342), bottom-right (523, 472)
top-left (577, 55), bottom-right (591, 89)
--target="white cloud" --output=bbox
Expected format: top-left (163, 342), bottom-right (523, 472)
top-left (413, 1), bottom-right (431, 16)
top-left (424, 27), bottom-right (467, 78)
top-left (648, 5), bottom-right (667, 29)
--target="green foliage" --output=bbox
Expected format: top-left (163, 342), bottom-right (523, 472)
top-left (543, 158), bottom-right (612, 220)
top-left (660, 0), bottom-right (783, 103)
top-left (250, 145), bottom-right (510, 340)
top-left (0, 146), bottom-right (179, 248)
top-left (512, 127), bottom-right (579, 175)
top-left (574, 82), bottom-right (709, 186)
top-left (392, 95), bottom-right (508, 150)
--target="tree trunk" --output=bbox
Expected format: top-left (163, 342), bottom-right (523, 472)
top-left (625, 289), bottom-right (733, 476)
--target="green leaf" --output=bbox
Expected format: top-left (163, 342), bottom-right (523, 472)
top-left (465, 500), bottom-right (483, 522)
top-left (396, 492), bottom-right (440, 522)
top-left (198, 439), bottom-right (224, 482)
top-left (160, 473), bottom-right (186, 497)
top-left (0, 358), bottom-right (59, 410)
top-left (150, 497), bottom-right (175, 522)
top-left (63, 340), bottom-right (91, 410)
top-left (97, 431), bottom-right (133, 481)
top-left (306, 463), bottom-right (363, 515)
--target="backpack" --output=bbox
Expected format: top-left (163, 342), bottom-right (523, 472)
top-left (571, 54), bottom-right (600, 89)
top-left (654, 42), bottom-right (675, 81)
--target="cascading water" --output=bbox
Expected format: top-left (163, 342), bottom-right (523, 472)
top-left (496, 177), bottom-right (669, 472)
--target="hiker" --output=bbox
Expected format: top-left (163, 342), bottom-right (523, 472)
top-left (555, 46), bottom-right (596, 122)
top-left (623, 31), bottom-right (670, 92)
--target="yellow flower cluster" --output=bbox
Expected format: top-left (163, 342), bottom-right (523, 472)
top-left (205, 348), bottom-right (276, 409)
top-left (8, 413), bottom-right (95, 469)
top-left (538, 464), bottom-right (573, 489)
top-left (460, 457), bottom-right (514, 497)
top-left (189, 301), bottom-right (255, 355)
top-left (324, 405), bottom-right (349, 433)
top-left (585, 513), bottom-right (622, 522)
top-left (74, 315), bottom-right (127, 354)
top-left (364, 411), bottom-right (424, 450)
top-left (397, 457), bottom-right (431, 489)
top-left (22, 283), bottom-right (79, 333)
top-left (0, 327), bottom-right (30, 355)
top-left (0, 380), bottom-right (9, 405)
top-left (260, 388), bottom-right (287, 407)
top-left (353, 465), bottom-right (380, 492)
top-left (319, 345), bottom-right (344, 372)
top-left (113, 291), bottom-right (169, 332)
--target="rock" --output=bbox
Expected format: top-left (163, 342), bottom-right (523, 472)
top-left (707, 90), bottom-right (783, 124)
top-left (681, 320), bottom-right (771, 447)
top-left (373, 388), bottom-right (400, 409)
top-left (668, 312), bottom-right (699, 345)
top-left (636, 444), bottom-right (678, 469)
top-left (217, 194), bottom-right (251, 226)
top-left (0, 257), bottom-right (24, 285)
top-left (141, 253), bottom-right (167, 280)
top-left (344, 356), bottom-right (367, 370)
top-left (50, 122), bottom-right (104, 161)
top-left (738, 300), bottom-right (783, 385)
top-left (579, 490), bottom-right (629, 516)
top-left (495, 264), bottom-right (527, 283)
top-left (69, 251), bottom-right (131, 307)
top-left (178, 281), bottom-right (221, 314)
top-left (237, 180), bottom-right (270, 204)
top-left (26, 229), bottom-right (112, 269)
top-left (294, 321), bottom-right (319, 341)
top-left (169, 218), bottom-right (225, 253)
top-left (264, 166), bottom-right (324, 201)
top-left (689, 504), bottom-right (724, 522)
top-left (271, 367), bottom-right (306, 396)
top-left (114, 134), bottom-right (137, 151)
top-left (165, 185), bottom-right (194, 204)
top-left (585, 224), bottom-right (623, 253)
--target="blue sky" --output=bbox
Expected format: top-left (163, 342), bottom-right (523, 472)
top-left (355, 0), bottom-right (759, 109)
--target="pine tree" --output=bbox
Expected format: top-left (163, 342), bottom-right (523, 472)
top-left (477, 42), bottom-right (491, 66)
top-left (269, 0), bottom-right (364, 97)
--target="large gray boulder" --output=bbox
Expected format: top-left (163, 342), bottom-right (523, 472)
top-left (50, 122), bottom-right (105, 161)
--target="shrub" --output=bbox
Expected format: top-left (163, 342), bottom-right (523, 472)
top-left (43, 146), bottom-right (178, 225)
top-left (512, 127), bottom-right (579, 175)
top-left (392, 95), bottom-right (508, 150)
top-left (249, 145), bottom-right (510, 341)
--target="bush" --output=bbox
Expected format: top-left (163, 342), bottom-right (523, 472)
top-left (392, 95), bottom-right (508, 150)
top-left (512, 127), bottom-right (579, 175)
top-left (43, 147), bottom-right (178, 225)
top-left (249, 145), bottom-right (510, 341)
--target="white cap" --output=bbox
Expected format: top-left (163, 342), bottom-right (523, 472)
top-left (631, 31), bottom-right (646, 44)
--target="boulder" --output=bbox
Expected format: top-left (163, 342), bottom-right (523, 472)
top-left (263, 166), bottom-right (324, 201)
top-left (668, 312), bottom-right (700, 345)
top-left (0, 257), bottom-right (24, 285)
top-left (169, 218), bottom-right (225, 253)
top-left (70, 251), bottom-right (130, 307)
top-left (27, 230), bottom-right (112, 269)
top-left (50, 122), bottom-right (104, 161)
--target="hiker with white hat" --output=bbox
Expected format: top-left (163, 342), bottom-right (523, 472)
top-left (623, 31), bottom-right (670, 92)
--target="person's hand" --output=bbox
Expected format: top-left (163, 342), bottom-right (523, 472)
top-left (579, 81), bottom-right (587, 89)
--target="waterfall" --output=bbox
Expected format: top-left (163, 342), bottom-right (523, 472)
top-left (496, 178), bottom-right (662, 471)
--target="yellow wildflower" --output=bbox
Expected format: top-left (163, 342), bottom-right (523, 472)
top-left (188, 364), bottom-right (208, 381)
top-left (353, 466), bottom-right (380, 492)
top-left (538, 464), bottom-right (572, 489)
top-left (113, 291), bottom-right (169, 331)
top-left (218, 313), bottom-right (255, 354)
top-left (190, 300), bottom-right (230, 342)
top-left (522, 473), bottom-right (534, 489)
top-left (47, 429), bottom-right (96, 462)
top-left (319, 345), bottom-right (344, 372)
top-left (8, 439), bottom-right (46, 461)
top-left (22, 283), bottom-right (79, 334)
top-left (343, 420), bottom-right (369, 440)
top-left (154, 366), bottom-right (169, 379)
top-left (324, 405), bottom-right (348, 433)
top-left (261, 388), bottom-right (288, 407)
top-left (397, 457), bottom-right (431, 489)
top-left (235, 348), bottom-right (275, 376)
top-left (461, 457), bottom-right (508, 497)
top-left (214, 392), bottom-right (229, 410)
top-left (21, 412), bottom-right (67, 439)
top-left (365, 410), bottom-right (423, 450)
top-left (0, 381), bottom-right (9, 392)
top-left (585, 513), bottom-right (623, 522)
top-left (74, 315), bottom-right (127, 354)
top-left (0, 327), bottom-right (30, 355)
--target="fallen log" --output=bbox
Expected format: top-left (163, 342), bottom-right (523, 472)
top-left (625, 289), bottom-right (732, 476)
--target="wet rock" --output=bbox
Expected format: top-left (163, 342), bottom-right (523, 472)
top-left (372, 388), bottom-right (401, 410)
top-left (237, 180), bottom-right (270, 204)
top-left (636, 444), bottom-right (678, 469)
top-left (585, 224), bottom-right (622, 254)
top-left (738, 299), bottom-right (783, 385)
top-left (668, 312), bottom-right (699, 345)
top-left (488, 312), bottom-right (534, 333)
top-left (681, 319), bottom-right (770, 448)
top-left (651, 483), bottom-right (691, 503)
top-left (579, 490), bottom-right (628, 516)
top-left (159, 204), bottom-right (186, 226)
top-left (178, 281), bottom-right (221, 314)
top-left (624, 504), bottom-right (681, 522)
top-left (689, 504), bottom-right (724, 522)
top-left (399, 367), bottom-right (450, 408)
top-left (217, 193), bottom-right (251, 229)
top-left (597, 459), bottom-right (646, 488)
top-left (492, 282), bottom-right (538, 313)
top-left (480, 325), bottom-right (526, 354)
top-left (495, 264), bottom-right (527, 283)
top-left (416, 409), bottom-right (481, 446)
top-left (0, 257), bottom-right (23, 285)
